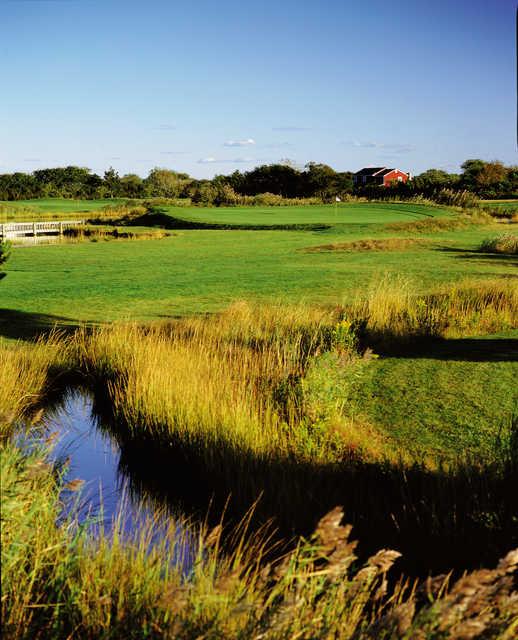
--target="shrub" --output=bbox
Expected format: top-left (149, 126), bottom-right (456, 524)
top-left (479, 234), bottom-right (518, 255)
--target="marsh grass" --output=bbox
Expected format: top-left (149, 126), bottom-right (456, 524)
top-left (74, 303), bottom-right (341, 459)
top-left (63, 225), bottom-right (170, 241)
top-left (2, 442), bottom-right (516, 639)
top-left (0, 334), bottom-right (68, 438)
top-left (479, 233), bottom-right (518, 255)
top-left (2, 290), bottom-right (517, 579)
top-left (63, 295), bottom-right (518, 573)
top-left (351, 275), bottom-right (518, 343)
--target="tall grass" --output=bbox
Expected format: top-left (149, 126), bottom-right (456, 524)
top-left (351, 275), bottom-right (518, 342)
top-left (62, 225), bottom-right (170, 241)
top-left (2, 441), bottom-right (516, 639)
top-left (479, 233), bottom-right (518, 255)
top-left (0, 335), bottom-right (68, 439)
top-left (74, 303), bottom-right (340, 460)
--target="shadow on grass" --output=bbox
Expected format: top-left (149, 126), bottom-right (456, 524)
top-left (0, 308), bottom-right (80, 341)
top-left (435, 245), bottom-right (518, 266)
top-left (115, 210), bottom-right (333, 232)
top-left (86, 385), bottom-right (517, 578)
top-left (367, 336), bottom-right (518, 362)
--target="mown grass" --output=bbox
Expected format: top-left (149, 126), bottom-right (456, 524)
top-left (4, 441), bottom-right (516, 639)
top-left (156, 202), bottom-right (454, 226)
top-left (0, 220), bottom-right (511, 324)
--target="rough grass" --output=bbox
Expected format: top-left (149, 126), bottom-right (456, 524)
top-left (63, 225), bottom-right (170, 241)
top-left (479, 233), bottom-right (518, 255)
top-left (386, 210), bottom-right (489, 233)
top-left (0, 198), bottom-right (129, 220)
top-left (2, 441), bottom-right (517, 639)
top-left (303, 237), bottom-right (430, 253)
top-left (351, 275), bottom-right (518, 342)
top-left (0, 335), bottom-right (68, 439)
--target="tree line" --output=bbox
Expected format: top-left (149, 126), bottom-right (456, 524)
top-left (1, 159), bottom-right (516, 203)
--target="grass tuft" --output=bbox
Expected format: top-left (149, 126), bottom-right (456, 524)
top-left (479, 233), bottom-right (518, 255)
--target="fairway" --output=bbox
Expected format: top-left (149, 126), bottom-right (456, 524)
top-left (0, 222), bottom-right (513, 324)
top-left (0, 198), bottom-right (129, 222)
top-left (1, 198), bottom-right (128, 213)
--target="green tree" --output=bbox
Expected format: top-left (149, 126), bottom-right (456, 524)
top-left (103, 167), bottom-right (121, 197)
top-left (475, 161), bottom-right (507, 187)
top-left (120, 174), bottom-right (146, 198)
top-left (145, 168), bottom-right (191, 198)
top-left (460, 159), bottom-right (486, 190)
top-left (304, 162), bottom-right (337, 199)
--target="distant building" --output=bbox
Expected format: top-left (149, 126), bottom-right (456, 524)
top-left (353, 167), bottom-right (410, 188)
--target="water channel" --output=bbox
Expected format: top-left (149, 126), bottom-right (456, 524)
top-left (34, 389), bottom-right (196, 567)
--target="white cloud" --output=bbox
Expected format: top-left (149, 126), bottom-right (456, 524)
top-left (350, 141), bottom-right (415, 154)
top-left (197, 157), bottom-right (254, 164)
top-left (224, 138), bottom-right (256, 147)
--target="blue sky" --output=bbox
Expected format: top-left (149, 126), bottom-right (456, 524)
top-left (1, 0), bottom-right (516, 178)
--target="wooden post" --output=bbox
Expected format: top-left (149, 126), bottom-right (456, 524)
top-left (32, 222), bottom-right (37, 236)
top-left (59, 222), bottom-right (63, 235)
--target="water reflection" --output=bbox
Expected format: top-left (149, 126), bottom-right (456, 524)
top-left (39, 389), bottom-right (195, 567)
top-left (10, 235), bottom-right (65, 246)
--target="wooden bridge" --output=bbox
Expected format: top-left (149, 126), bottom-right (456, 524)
top-left (0, 220), bottom-right (84, 239)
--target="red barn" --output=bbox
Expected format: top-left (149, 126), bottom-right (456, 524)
top-left (353, 167), bottom-right (410, 187)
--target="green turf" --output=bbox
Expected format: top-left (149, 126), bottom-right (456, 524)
top-left (349, 346), bottom-right (518, 460)
top-left (161, 202), bottom-right (453, 226)
top-left (0, 221), bottom-right (514, 326)
top-left (1, 198), bottom-right (128, 214)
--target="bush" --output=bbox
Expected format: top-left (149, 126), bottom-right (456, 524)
top-left (0, 240), bottom-right (11, 280)
top-left (479, 234), bottom-right (518, 255)
top-left (0, 240), bottom-right (10, 266)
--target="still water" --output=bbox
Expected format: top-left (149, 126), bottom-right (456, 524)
top-left (37, 389), bottom-right (195, 565)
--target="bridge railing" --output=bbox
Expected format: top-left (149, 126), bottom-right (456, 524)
top-left (0, 220), bottom-right (84, 238)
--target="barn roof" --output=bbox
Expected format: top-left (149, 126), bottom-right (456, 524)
top-left (354, 167), bottom-right (387, 176)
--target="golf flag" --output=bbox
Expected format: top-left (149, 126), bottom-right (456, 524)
top-left (335, 196), bottom-right (341, 202)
